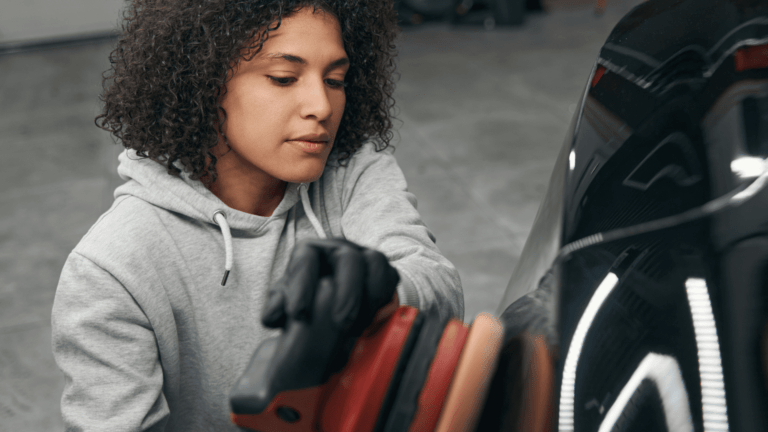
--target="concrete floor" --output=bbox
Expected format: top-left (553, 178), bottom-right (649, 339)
top-left (0, 1), bottom-right (640, 429)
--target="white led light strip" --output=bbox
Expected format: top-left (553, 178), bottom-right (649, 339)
top-left (685, 278), bottom-right (730, 432)
top-left (598, 352), bottom-right (693, 432)
top-left (558, 272), bottom-right (619, 432)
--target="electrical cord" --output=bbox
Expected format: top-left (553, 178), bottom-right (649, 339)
top-left (556, 160), bottom-right (768, 261)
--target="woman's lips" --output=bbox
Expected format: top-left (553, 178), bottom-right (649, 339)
top-left (289, 140), bottom-right (329, 154)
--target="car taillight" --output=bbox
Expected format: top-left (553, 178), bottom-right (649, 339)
top-left (734, 44), bottom-right (768, 71)
top-left (591, 65), bottom-right (607, 87)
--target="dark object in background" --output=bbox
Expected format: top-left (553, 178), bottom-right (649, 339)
top-left (396, 0), bottom-right (454, 24)
top-left (448, 0), bottom-right (526, 28)
top-left (396, 0), bottom-right (538, 27)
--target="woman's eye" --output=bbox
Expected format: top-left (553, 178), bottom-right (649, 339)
top-left (325, 79), bottom-right (346, 89)
top-left (268, 76), bottom-right (295, 85)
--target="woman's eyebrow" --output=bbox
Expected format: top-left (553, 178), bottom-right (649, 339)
top-left (266, 52), bottom-right (349, 67)
top-left (268, 52), bottom-right (306, 64)
top-left (329, 57), bottom-right (350, 67)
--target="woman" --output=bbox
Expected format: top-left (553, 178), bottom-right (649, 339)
top-left (51, 0), bottom-right (463, 430)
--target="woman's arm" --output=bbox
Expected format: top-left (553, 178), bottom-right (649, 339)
top-left (336, 144), bottom-right (465, 322)
top-left (51, 252), bottom-right (169, 432)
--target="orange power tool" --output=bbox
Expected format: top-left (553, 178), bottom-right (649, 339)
top-left (229, 297), bottom-right (515, 432)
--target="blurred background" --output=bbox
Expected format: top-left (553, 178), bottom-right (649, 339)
top-left (0, 0), bottom-right (642, 429)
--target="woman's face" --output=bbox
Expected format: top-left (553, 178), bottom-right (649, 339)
top-left (217, 7), bottom-right (348, 185)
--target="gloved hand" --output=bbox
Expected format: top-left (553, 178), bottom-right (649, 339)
top-left (231, 239), bottom-right (402, 417)
top-left (261, 238), bottom-right (400, 336)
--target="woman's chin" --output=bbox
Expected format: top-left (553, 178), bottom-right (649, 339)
top-left (282, 166), bottom-right (327, 184)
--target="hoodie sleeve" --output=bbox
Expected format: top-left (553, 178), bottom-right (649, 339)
top-left (51, 252), bottom-right (169, 432)
top-left (337, 144), bottom-right (464, 321)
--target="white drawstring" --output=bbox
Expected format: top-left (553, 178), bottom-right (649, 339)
top-left (212, 210), bottom-right (233, 286)
top-left (299, 183), bottom-right (327, 239)
top-left (212, 185), bottom-right (325, 287)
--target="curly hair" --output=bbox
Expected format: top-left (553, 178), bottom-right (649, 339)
top-left (96, 0), bottom-right (399, 183)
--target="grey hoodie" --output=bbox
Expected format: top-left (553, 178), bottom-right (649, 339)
top-left (51, 143), bottom-right (463, 432)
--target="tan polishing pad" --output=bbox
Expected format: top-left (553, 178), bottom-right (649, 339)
top-left (517, 333), bottom-right (555, 432)
top-left (434, 312), bottom-right (504, 432)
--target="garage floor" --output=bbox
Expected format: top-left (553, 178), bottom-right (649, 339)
top-left (0, 1), bottom-right (641, 429)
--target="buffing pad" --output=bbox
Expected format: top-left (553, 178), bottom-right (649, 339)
top-left (434, 312), bottom-right (503, 432)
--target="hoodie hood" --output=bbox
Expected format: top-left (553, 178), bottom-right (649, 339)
top-left (114, 149), bottom-right (304, 231)
top-left (114, 149), bottom-right (327, 285)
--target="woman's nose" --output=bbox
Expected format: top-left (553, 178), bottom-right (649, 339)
top-left (300, 79), bottom-right (334, 121)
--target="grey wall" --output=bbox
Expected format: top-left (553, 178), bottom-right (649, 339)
top-left (0, 0), bottom-right (125, 44)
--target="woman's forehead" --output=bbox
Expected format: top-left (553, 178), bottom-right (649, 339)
top-left (248, 8), bottom-right (347, 65)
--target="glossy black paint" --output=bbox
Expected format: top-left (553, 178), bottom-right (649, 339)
top-left (497, 0), bottom-right (768, 431)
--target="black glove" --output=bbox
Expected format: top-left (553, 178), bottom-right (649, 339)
top-left (232, 240), bottom-right (401, 415)
top-left (261, 238), bottom-right (400, 335)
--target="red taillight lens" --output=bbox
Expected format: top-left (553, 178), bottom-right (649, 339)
top-left (591, 65), bottom-right (607, 87)
top-left (734, 44), bottom-right (768, 72)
